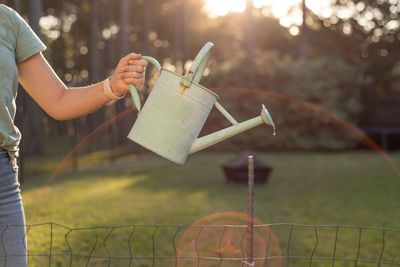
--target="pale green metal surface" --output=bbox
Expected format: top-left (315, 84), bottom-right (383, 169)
top-left (185, 42), bottom-right (214, 83)
top-left (189, 105), bottom-right (275, 155)
top-left (215, 101), bottom-right (238, 125)
top-left (128, 56), bottom-right (161, 112)
top-left (128, 70), bottom-right (217, 164)
top-left (128, 84), bottom-right (142, 112)
top-left (261, 104), bottom-right (275, 130)
top-left (180, 42), bottom-right (214, 88)
top-left (141, 56), bottom-right (161, 71)
top-left (127, 43), bottom-right (276, 165)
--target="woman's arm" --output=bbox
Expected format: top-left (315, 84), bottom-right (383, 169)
top-left (18, 52), bottom-right (147, 120)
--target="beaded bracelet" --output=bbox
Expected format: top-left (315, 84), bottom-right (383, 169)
top-left (103, 77), bottom-right (126, 100)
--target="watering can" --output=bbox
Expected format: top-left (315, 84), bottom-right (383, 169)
top-left (127, 42), bottom-right (275, 165)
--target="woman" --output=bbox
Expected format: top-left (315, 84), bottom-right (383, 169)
top-left (0, 4), bottom-right (147, 266)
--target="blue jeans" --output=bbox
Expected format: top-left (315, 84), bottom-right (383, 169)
top-left (0, 150), bottom-right (27, 267)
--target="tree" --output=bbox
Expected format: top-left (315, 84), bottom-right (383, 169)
top-left (26, 0), bottom-right (45, 155)
top-left (324, 0), bottom-right (400, 126)
top-left (13, 0), bottom-right (20, 10)
top-left (114, 0), bottom-right (132, 144)
top-left (300, 0), bottom-right (308, 59)
top-left (85, 0), bottom-right (105, 131)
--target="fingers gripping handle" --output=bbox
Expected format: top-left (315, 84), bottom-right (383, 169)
top-left (129, 56), bottom-right (161, 112)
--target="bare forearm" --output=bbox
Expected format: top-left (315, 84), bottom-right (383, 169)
top-left (51, 81), bottom-right (111, 120)
top-left (18, 53), bottom-right (111, 120)
top-left (18, 52), bottom-right (146, 121)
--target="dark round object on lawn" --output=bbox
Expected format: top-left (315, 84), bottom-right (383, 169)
top-left (222, 151), bottom-right (272, 184)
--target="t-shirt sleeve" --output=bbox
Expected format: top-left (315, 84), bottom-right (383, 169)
top-left (13, 10), bottom-right (46, 63)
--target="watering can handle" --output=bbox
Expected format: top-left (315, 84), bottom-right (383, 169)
top-left (181, 42), bottom-right (214, 88)
top-left (128, 56), bottom-right (161, 112)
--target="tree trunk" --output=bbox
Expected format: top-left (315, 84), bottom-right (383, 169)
top-left (182, 0), bottom-right (188, 68)
top-left (245, 0), bottom-right (254, 60)
top-left (120, 0), bottom-right (130, 55)
top-left (174, 0), bottom-right (187, 74)
top-left (89, 0), bottom-right (100, 83)
top-left (300, 0), bottom-right (308, 59)
top-left (13, 0), bottom-right (21, 11)
top-left (174, 0), bottom-right (180, 65)
top-left (142, 0), bottom-right (151, 100)
top-left (87, 0), bottom-right (104, 132)
top-left (115, 0), bottom-right (133, 144)
top-left (245, 0), bottom-right (255, 87)
top-left (143, 0), bottom-right (150, 56)
top-left (27, 0), bottom-right (44, 155)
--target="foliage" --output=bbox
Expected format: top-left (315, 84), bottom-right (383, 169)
top-left (204, 52), bottom-right (362, 150)
top-left (317, 0), bottom-right (400, 125)
top-left (3, 0), bottom-right (400, 154)
top-left (209, 51), bottom-right (361, 118)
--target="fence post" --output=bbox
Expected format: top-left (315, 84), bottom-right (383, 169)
top-left (247, 155), bottom-right (255, 266)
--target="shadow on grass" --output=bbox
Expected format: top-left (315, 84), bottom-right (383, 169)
top-left (23, 152), bottom-right (253, 192)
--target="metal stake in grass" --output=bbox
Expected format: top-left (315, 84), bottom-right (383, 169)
top-left (247, 155), bottom-right (255, 267)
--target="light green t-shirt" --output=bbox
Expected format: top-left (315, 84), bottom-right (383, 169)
top-left (0, 4), bottom-right (46, 157)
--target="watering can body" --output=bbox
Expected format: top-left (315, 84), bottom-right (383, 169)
top-left (128, 69), bottom-right (218, 164)
top-left (127, 42), bottom-right (275, 165)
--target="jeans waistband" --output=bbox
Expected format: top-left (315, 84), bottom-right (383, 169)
top-left (0, 148), bottom-right (18, 172)
top-left (0, 148), bottom-right (8, 156)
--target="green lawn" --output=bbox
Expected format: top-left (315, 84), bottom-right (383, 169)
top-left (20, 151), bottom-right (400, 266)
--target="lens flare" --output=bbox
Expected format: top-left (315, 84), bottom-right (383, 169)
top-left (177, 212), bottom-right (282, 267)
top-left (47, 108), bottom-right (137, 185)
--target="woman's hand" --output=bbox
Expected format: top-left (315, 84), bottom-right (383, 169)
top-left (109, 53), bottom-right (148, 97)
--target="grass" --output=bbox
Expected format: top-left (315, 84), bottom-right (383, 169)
top-left (22, 136), bottom-right (135, 176)
top-left (20, 151), bottom-right (400, 266)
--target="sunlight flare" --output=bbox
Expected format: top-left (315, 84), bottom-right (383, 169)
top-left (205, 0), bottom-right (333, 26)
top-left (204, 0), bottom-right (247, 17)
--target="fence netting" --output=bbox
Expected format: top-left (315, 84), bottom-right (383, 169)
top-left (0, 223), bottom-right (399, 266)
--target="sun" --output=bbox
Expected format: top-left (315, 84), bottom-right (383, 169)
top-left (204, 0), bottom-right (333, 23)
top-left (204, 0), bottom-right (299, 18)
top-left (204, 0), bottom-right (333, 35)
top-left (204, 0), bottom-right (247, 17)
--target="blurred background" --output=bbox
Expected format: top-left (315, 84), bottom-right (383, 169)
top-left (1, 1), bottom-right (400, 265)
top-left (1, 0), bottom-right (399, 179)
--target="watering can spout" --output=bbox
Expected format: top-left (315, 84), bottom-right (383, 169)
top-left (189, 105), bottom-right (276, 155)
